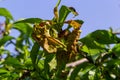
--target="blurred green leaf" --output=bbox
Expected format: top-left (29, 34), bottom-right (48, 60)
top-left (43, 54), bottom-right (55, 79)
top-left (0, 49), bottom-right (10, 55)
top-left (80, 34), bottom-right (105, 49)
top-left (58, 5), bottom-right (79, 29)
top-left (14, 23), bottom-right (33, 50)
top-left (91, 30), bottom-right (119, 44)
top-left (105, 59), bottom-right (120, 67)
top-left (38, 60), bottom-right (44, 71)
top-left (0, 68), bottom-right (10, 76)
top-left (13, 23), bottom-right (32, 36)
top-left (0, 36), bottom-right (14, 47)
top-left (59, 5), bottom-right (79, 24)
top-left (24, 58), bottom-right (33, 69)
top-left (70, 62), bottom-right (94, 80)
top-left (3, 57), bottom-right (22, 67)
top-left (68, 7), bottom-right (78, 16)
top-left (30, 42), bottom-right (40, 65)
top-left (0, 7), bottom-right (13, 20)
top-left (59, 5), bottom-right (71, 23)
top-left (80, 33), bottom-right (106, 61)
top-left (112, 43), bottom-right (120, 57)
top-left (75, 20), bottom-right (84, 25)
top-left (14, 18), bottom-right (43, 24)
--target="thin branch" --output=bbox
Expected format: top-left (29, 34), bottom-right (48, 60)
top-left (113, 32), bottom-right (120, 35)
top-left (56, 0), bottom-right (61, 7)
top-left (66, 58), bottom-right (88, 68)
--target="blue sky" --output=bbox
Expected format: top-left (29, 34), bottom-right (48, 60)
top-left (0, 0), bottom-right (120, 37)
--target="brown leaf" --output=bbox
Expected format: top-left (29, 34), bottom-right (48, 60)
top-left (65, 20), bottom-right (81, 29)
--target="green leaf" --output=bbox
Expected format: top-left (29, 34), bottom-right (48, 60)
top-left (3, 57), bottom-right (22, 67)
top-left (91, 30), bottom-right (119, 44)
top-left (80, 33), bottom-right (106, 61)
top-left (112, 43), bottom-right (120, 57)
top-left (24, 58), bottom-right (33, 69)
top-left (13, 23), bottom-right (32, 36)
top-left (68, 7), bottom-right (79, 16)
top-left (70, 62), bottom-right (94, 80)
top-left (0, 49), bottom-right (10, 55)
top-left (105, 59), bottom-right (120, 67)
top-left (80, 34), bottom-right (105, 49)
top-left (0, 7), bottom-right (13, 20)
top-left (0, 36), bottom-right (14, 47)
top-left (14, 18), bottom-right (43, 24)
top-left (30, 42), bottom-right (40, 65)
top-left (75, 20), bottom-right (84, 25)
top-left (0, 68), bottom-right (10, 76)
top-left (59, 5), bottom-right (71, 23)
top-left (59, 5), bottom-right (79, 24)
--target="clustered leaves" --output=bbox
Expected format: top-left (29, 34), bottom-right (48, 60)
top-left (0, 0), bottom-right (120, 80)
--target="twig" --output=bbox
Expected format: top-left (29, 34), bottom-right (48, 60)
top-left (113, 32), bottom-right (120, 35)
top-left (66, 58), bottom-right (88, 68)
top-left (56, 0), bottom-right (61, 7)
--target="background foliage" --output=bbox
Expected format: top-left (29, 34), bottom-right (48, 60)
top-left (0, 1), bottom-right (120, 80)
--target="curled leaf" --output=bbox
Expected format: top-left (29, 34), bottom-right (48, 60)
top-left (44, 38), bottom-right (57, 53)
top-left (32, 21), bottom-right (65, 53)
top-left (69, 7), bottom-right (79, 17)
top-left (47, 36), bottom-right (66, 48)
top-left (65, 20), bottom-right (81, 29)
top-left (0, 7), bottom-right (13, 20)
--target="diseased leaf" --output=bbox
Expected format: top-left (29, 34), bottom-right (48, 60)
top-left (14, 18), bottom-right (43, 24)
top-left (65, 20), bottom-right (81, 29)
top-left (54, 7), bottom-right (59, 19)
top-left (0, 7), bottom-right (13, 20)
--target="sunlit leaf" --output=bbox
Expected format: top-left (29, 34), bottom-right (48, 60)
top-left (80, 34), bottom-right (105, 49)
top-left (14, 18), bottom-right (43, 24)
top-left (0, 68), bottom-right (10, 76)
top-left (0, 7), bottom-right (13, 20)
top-left (80, 34), bottom-right (106, 61)
top-left (13, 23), bottom-right (32, 36)
top-left (91, 30), bottom-right (119, 44)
